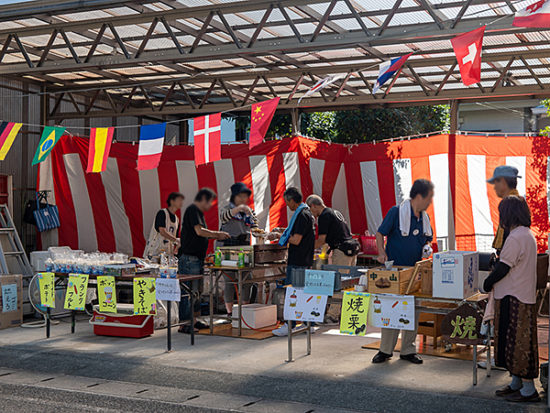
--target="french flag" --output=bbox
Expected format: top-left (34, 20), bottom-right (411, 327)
top-left (373, 53), bottom-right (413, 93)
top-left (513, 0), bottom-right (550, 28)
top-left (137, 123), bottom-right (166, 170)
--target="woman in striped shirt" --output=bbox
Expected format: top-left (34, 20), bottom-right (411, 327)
top-left (219, 182), bottom-right (258, 317)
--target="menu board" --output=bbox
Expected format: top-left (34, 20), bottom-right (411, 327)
top-left (368, 294), bottom-right (415, 331)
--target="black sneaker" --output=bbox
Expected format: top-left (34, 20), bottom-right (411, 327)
top-left (400, 354), bottom-right (423, 364)
top-left (372, 351), bottom-right (392, 364)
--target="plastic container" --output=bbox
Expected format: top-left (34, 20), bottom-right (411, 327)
top-left (90, 304), bottom-right (153, 338)
top-left (360, 235), bottom-right (378, 255)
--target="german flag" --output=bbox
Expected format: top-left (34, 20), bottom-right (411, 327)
top-left (0, 121), bottom-right (22, 161)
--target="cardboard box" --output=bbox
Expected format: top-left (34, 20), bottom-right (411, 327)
top-left (232, 304), bottom-right (277, 329)
top-left (0, 274), bottom-right (23, 330)
top-left (367, 266), bottom-right (419, 295)
top-left (433, 251), bottom-right (479, 299)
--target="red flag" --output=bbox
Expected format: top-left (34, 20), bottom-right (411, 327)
top-left (451, 26), bottom-right (485, 86)
top-left (249, 97), bottom-right (280, 149)
top-left (513, 0), bottom-right (550, 28)
top-left (193, 113), bottom-right (221, 166)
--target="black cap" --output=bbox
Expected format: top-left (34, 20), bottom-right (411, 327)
top-left (231, 182), bottom-right (251, 198)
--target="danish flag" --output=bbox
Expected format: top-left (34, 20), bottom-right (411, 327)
top-left (193, 113), bottom-right (221, 166)
top-left (451, 26), bottom-right (485, 86)
top-left (513, 0), bottom-right (550, 28)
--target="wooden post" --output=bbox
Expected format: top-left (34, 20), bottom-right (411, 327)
top-left (450, 99), bottom-right (459, 134)
top-left (179, 119), bottom-right (189, 144)
top-left (448, 100), bottom-right (458, 251)
top-left (291, 108), bottom-right (300, 135)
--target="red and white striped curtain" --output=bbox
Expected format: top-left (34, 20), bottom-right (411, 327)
top-left (37, 134), bottom-right (550, 256)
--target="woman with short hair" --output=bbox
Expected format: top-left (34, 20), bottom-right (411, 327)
top-left (483, 196), bottom-right (539, 403)
top-left (219, 182), bottom-right (259, 317)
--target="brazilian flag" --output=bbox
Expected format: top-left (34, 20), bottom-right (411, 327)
top-left (32, 126), bottom-right (66, 165)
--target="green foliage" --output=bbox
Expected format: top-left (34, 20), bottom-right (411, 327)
top-left (229, 105), bottom-right (450, 143)
top-left (326, 105), bottom-right (450, 143)
top-left (301, 112), bottom-right (337, 141)
top-left (540, 99), bottom-right (550, 137)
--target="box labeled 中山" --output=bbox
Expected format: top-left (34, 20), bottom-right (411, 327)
top-left (367, 266), bottom-right (418, 295)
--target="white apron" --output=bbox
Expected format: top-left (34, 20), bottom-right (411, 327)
top-left (143, 209), bottom-right (179, 258)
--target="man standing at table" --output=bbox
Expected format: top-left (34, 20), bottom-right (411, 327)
top-left (306, 194), bottom-right (360, 267)
top-left (372, 179), bottom-right (434, 365)
top-left (178, 188), bottom-right (229, 332)
top-left (488, 165), bottom-right (520, 253)
top-left (272, 187), bottom-right (315, 337)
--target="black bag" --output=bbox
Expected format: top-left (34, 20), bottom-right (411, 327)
top-left (24, 199), bottom-right (48, 226)
top-left (337, 239), bottom-right (361, 257)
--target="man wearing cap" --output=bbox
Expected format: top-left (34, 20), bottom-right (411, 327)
top-left (488, 166), bottom-right (521, 252)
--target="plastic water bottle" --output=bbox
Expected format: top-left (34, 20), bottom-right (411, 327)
top-left (215, 248), bottom-right (222, 267)
top-left (238, 250), bottom-right (245, 268)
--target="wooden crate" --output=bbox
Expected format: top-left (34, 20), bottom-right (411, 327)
top-left (367, 266), bottom-right (419, 295)
top-left (419, 260), bottom-right (433, 296)
top-left (418, 313), bottom-right (444, 349)
top-left (253, 244), bottom-right (287, 264)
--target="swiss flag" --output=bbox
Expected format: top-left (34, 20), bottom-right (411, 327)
top-left (513, 0), bottom-right (550, 28)
top-left (249, 97), bottom-right (280, 149)
top-left (451, 26), bottom-right (485, 86)
top-left (193, 113), bottom-right (221, 166)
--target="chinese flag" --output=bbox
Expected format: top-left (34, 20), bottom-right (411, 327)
top-left (249, 97), bottom-right (280, 149)
top-left (451, 26), bottom-right (485, 86)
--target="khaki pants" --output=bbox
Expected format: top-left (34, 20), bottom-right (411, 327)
top-left (379, 309), bottom-right (420, 356)
top-left (331, 248), bottom-right (357, 267)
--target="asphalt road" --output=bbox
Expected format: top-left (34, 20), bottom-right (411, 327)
top-left (0, 345), bottom-right (546, 413)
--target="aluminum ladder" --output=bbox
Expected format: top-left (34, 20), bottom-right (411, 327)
top-left (0, 204), bottom-right (32, 276)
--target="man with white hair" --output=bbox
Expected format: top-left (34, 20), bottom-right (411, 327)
top-left (306, 194), bottom-right (360, 266)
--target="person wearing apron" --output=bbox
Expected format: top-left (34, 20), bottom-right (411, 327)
top-left (219, 182), bottom-right (259, 317)
top-left (143, 192), bottom-right (184, 260)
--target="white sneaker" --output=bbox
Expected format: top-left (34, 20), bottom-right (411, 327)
top-left (273, 324), bottom-right (289, 336)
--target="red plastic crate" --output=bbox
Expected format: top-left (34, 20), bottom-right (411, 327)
top-left (360, 235), bottom-right (378, 255)
top-left (91, 305), bottom-right (153, 338)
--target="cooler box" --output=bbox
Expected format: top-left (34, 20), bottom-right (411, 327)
top-left (90, 303), bottom-right (153, 338)
top-left (232, 304), bottom-right (277, 329)
top-left (432, 251), bottom-right (479, 299)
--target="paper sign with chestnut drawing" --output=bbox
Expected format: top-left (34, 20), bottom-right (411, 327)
top-left (283, 287), bottom-right (327, 323)
top-left (367, 294), bottom-right (415, 331)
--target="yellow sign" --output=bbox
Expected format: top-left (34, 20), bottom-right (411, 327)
top-left (97, 276), bottom-right (117, 313)
top-left (340, 291), bottom-right (370, 336)
top-left (38, 272), bottom-right (55, 308)
top-left (64, 273), bottom-right (89, 310)
top-left (133, 278), bottom-right (156, 315)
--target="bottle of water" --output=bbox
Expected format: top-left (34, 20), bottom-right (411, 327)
top-left (215, 248), bottom-right (222, 267)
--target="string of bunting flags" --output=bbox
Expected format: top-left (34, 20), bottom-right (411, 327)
top-left (0, 1), bottom-right (546, 170)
